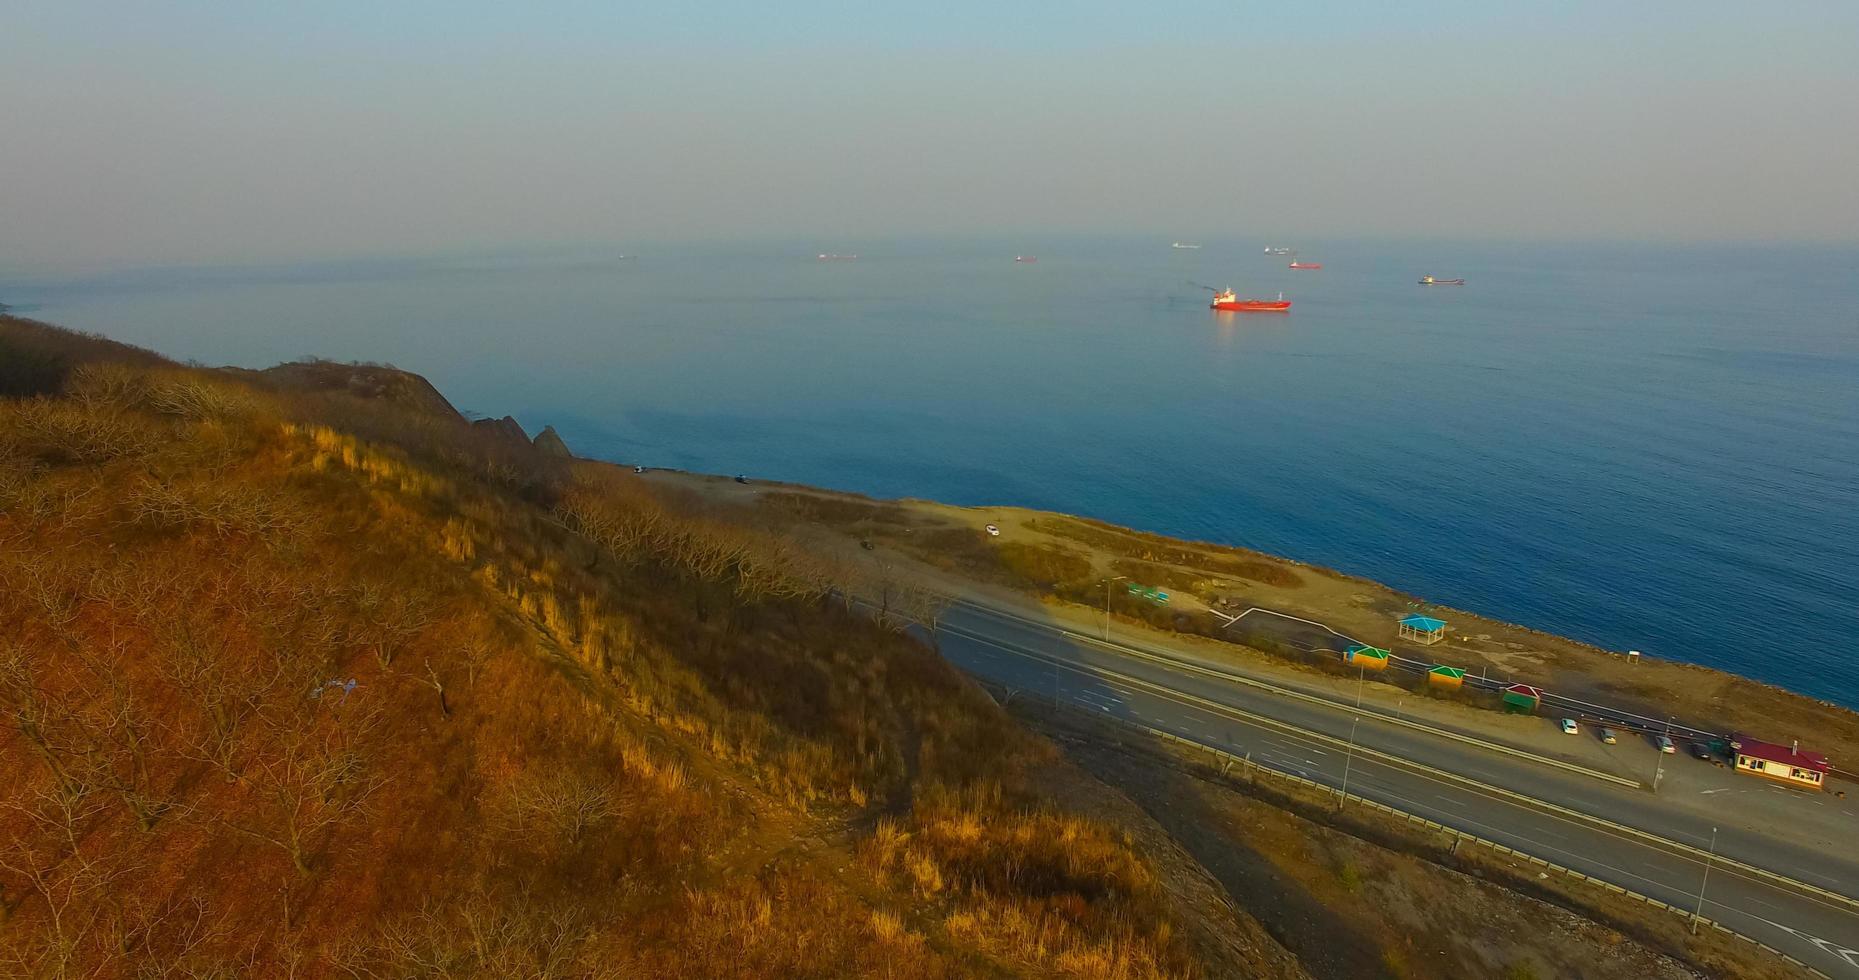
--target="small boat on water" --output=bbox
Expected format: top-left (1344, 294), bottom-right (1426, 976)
top-left (1263, 246), bottom-right (1294, 255)
top-left (1288, 261), bottom-right (1322, 270)
top-left (1172, 242), bottom-right (1202, 250)
top-left (1210, 288), bottom-right (1291, 312)
top-left (816, 253), bottom-right (858, 261)
top-left (1419, 275), bottom-right (1465, 285)
top-left (1015, 255), bottom-right (1037, 263)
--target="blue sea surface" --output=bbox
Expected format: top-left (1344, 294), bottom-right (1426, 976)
top-left (9, 238), bottom-right (1858, 706)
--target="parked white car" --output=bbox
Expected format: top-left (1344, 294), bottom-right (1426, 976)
top-left (1655, 735), bottom-right (1676, 754)
top-left (984, 524), bottom-right (1000, 537)
top-left (1560, 718), bottom-right (1580, 735)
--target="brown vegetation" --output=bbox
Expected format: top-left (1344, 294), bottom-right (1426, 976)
top-left (1028, 516), bottom-right (1305, 589)
top-left (1016, 696), bottom-right (1769, 980)
top-left (0, 316), bottom-right (1299, 978)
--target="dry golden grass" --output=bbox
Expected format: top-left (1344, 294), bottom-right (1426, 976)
top-left (0, 317), bottom-right (1280, 979)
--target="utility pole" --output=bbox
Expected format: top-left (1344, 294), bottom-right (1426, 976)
top-left (1691, 826), bottom-right (1718, 932)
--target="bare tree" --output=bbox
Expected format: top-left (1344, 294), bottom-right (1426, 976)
top-left (869, 558), bottom-right (904, 632)
top-left (350, 584), bottom-right (434, 668)
top-left (96, 669), bottom-right (174, 830)
top-left (100, 891), bottom-right (229, 977)
top-left (161, 627), bottom-right (285, 781)
top-left (420, 658), bottom-right (451, 720)
top-left (897, 588), bottom-right (954, 648)
top-left (496, 765), bottom-right (616, 848)
top-left (222, 708), bottom-right (383, 876)
top-left (0, 768), bottom-right (129, 977)
top-left (0, 644), bottom-right (102, 807)
top-left (555, 476), bottom-right (672, 566)
top-left (461, 637), bottom-right (497, 689)
top-left (333, 895), bottom-right (588, 980)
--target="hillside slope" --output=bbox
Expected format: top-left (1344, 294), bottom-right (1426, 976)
top-left (0, 315), bottom-right (1303, 978)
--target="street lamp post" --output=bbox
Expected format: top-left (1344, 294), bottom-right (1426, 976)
top-left (1691, 826), bottom-right (1718, 932)
top-left (1103, 576), bottom-right (1127, 641)
top-left (1339, 713), bottom-right (1361, 810)
top-left (1653, 715), bottom-right (1673, 793)
top-left (1336, 663), bottom-right (1372, 809)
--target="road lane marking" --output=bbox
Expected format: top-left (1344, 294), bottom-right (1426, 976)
top-left (941, 623), bottom-right (1859, 918)
top-left (954, 599), bottom-right (1640, 788)
top-left (1745, 916), bottom-right (1859, 973)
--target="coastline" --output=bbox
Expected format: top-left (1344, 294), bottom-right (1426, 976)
top-left (644, 467), bottom-right (1859, 775)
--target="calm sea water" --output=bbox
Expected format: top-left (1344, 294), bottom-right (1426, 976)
top-left (9, 239), bottom-right (1858, 706)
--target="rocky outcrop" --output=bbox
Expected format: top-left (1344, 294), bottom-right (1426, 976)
top-left (472, 415), bottom-right (529, 446)
top-left (533, 425), bottom-right (572, 458)
top-left (257, 359), bottom-right (462, 420)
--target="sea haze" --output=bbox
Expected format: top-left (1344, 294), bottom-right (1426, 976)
top-left (12, 238), bottom-right (1858, 707)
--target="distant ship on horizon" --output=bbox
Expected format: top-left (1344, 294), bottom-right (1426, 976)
top-left (1171, 242), bottom-right (1202, 250)
top-left (816, 253), bottom-right (858, 261)
top-left (1210, 288), bottom-right (1291, 312)
top-left (1263, 246), bottom-right (1294, 256)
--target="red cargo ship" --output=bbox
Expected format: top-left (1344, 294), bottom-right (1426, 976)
top-left (1210, 289), bottom-right (1291, 312)
top-left (1288, 261), bottom-right (1322, 270)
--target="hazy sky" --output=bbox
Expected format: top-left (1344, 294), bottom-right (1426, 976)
top-left (4, 2), bottom-right (1856, 270)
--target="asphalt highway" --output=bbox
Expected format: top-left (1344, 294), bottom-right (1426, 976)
top-left (932, 601), bottom-right (1859, 976)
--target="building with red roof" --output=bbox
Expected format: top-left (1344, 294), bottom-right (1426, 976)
top-left (1730, 733), bottom-right (1830, 791)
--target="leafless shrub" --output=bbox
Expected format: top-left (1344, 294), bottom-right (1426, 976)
top-left (346, 584), bottom-right (435, 668)
top-left (102, 891), bottom-right (231, 976)
top-left (1, 398), bottom-right (161, 463)
top-left (493, 765), bottom-right (617, 847)
top-left (144, 376), bottom-right (254, 422)
top-left (333, 896), bottom-right (590, 980)
top-left (66, 363), bottom-right (151, 413)
top-left (126, 477), bottom-right (312, 540)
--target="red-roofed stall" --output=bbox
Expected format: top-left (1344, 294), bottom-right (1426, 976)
top-left (1730, 734), bottom-right (1830, 791)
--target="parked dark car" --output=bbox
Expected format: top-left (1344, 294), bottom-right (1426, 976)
top-left (1688, 742), bottom-right (1714, 761)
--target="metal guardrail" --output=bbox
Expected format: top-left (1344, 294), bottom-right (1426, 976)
top-left (955, 609), bottom-right (1859, 917)
top-left (998, 683), bottom-right (1834, 980)
top-left (1215, 606), bottom-right (1737, 747)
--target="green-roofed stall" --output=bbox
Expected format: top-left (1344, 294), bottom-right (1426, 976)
top-left (1502, 683), bottom-right (1543, 714)
top-left (1428, 664), bottom-right (1467, 689)
top-left (1344, 643), bottom-right (1391, 671)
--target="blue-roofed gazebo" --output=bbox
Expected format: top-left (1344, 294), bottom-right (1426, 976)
top-left (1399, 614), bottom-right (1448, 645)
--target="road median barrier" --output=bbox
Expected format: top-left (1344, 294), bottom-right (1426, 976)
top-left (954, 597), bottom-right (1643, 789)
top-left (942, 614), bottom-right (1859, 917)
top-left (993, 681), bottom-right (1834, 980)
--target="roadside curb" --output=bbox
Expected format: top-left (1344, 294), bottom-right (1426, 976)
top-left (1000, 684), bottom-right (1834, 980)
top-left (940, 611), bottom-right (1859, 917)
